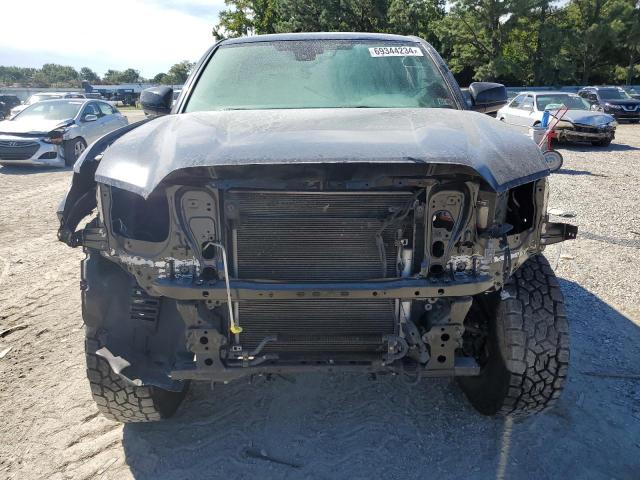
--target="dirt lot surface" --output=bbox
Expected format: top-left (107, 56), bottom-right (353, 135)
top-left (1, 120), bottom-right (639, 480)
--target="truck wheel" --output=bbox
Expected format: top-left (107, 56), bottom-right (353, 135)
top-left (63, 138), bottom-right (87, 167)
top-left (458, 255), bottom-right (570, 417)
top-left (85, 334), bottom-right (188, 422)
top-left (591, 138), bottom-right (611, 147)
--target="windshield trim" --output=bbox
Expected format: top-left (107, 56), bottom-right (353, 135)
top-left (222, 32), bottom-right (421, 46)
top-left (178, 38), bottom-right (464, 114)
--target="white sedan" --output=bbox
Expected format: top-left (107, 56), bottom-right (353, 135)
top-left (0, 99), bottom-right (128, 167)
top-left (497, 91), bottom-right (617, 146)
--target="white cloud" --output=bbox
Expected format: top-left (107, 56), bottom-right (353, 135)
top-left (0, 0), bottom-right (225, 77)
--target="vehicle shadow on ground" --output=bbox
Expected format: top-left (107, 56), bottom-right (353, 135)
top-left (121, 279), bottom-right (640, 480)
top-left (559, 142), bottom-right (640, 152)
top-left (0, 165), bottom-right (71, 175)
top-left (555, 168), bottom-right (608, 177)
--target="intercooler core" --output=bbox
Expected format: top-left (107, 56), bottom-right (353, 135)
top-left (226, 190), bottom-right (416, 353)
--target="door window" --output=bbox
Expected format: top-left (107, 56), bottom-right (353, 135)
top-left (82, 103), bottom-right (100, 119)
top-left (509, 94), bottom-right (525, 108)
top-left (98, 102), bottom-right (114, 116)
top-left (518, 95), bottom-right (534, 110)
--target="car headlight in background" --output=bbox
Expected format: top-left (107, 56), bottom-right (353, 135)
top-left (605, 103), bottom-right (622, 110)
top-left (43, 129), bottom-right (65, 145)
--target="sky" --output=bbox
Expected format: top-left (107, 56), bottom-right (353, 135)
top-left (0, 0), bottom-right (225, 78)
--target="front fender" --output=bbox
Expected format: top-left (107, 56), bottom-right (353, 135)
top-left (57, 119), bottom-right (150, 247)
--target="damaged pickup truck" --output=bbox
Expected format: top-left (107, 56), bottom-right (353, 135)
top-left (58, 33), bottom-right (577, 422)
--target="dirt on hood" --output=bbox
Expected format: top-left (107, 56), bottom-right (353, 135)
top-left (95, 108), bottom-right (549, 198)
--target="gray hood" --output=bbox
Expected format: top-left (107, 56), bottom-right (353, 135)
top-left (96, 108), bottom-right (549, 198)
top-left (0, 118), bottom-right (73, 136)
top-left (557, 110), bottom-right (615, 126)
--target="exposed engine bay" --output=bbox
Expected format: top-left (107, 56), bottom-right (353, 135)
top-left (62, 162), bottom-right (576, 387)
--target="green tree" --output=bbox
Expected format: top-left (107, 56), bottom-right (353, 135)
top-left (31, 63), bottom-right (80, 87)
top-left (620, 0), bottom-right (640, 84)
top-left (166, 60), bottom-right (196, 84)
top-left (499, 1), bottom-right (569, 85)
top-left (214, 0), bottom-right (395, 37)
top-left (387, 0), bottom-right (445, 48)
top-left (274, 0), bottom-right (390, 32)
top-left (0, 66), bottom-right (37, 86)
top-left (80, 67), bottom-right (100, 83)
top-left (213, 0), bottom-right (260, 38)
top-left (153, 72), bottom-right (170, 84)
top-left (103, 68), bottom-right (141, 84)
top-left (436, 0), bottom-right (519, 81)
top-left (564, 0), bottom-right (630, 83)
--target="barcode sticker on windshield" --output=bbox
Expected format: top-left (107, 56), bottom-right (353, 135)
top-left (369, 46), bottom-right (423, 57)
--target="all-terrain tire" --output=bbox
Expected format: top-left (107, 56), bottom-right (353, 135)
top-left (458, 255), bottom-right (570, 417)
top-left (85, 335), bottom-right (188, 422)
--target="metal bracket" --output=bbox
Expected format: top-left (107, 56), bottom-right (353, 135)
top-left (423, 324), bottom-right (463, 371)
top-left (70, 226), bottom-right (108, 250)
top-left (423, 296), bottom-right (472, 371)
top-left (541, 222), bottom-right (578, 245)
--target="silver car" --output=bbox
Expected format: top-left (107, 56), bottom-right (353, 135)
top-left (0, 99), bottom-right (128, 167)
top-left (497, 91), bottom-right (617, 146)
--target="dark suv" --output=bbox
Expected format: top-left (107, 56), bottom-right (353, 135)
top-left (0, 95), bottom-right (21, 119)
top-left (578, 86), bottom-right (640, 122)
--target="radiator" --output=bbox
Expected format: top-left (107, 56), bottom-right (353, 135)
top-left (228, 190), bottom-right (414, 281)
top-left (238, 299), bottom-right (396, 352)
top-left (226, 190), bottom-right (413, 353)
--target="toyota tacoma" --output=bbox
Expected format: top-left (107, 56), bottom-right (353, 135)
top-left (58, 33), bottom-right (576, 422)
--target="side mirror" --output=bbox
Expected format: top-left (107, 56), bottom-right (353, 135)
top-left (468, 82), bottom-right (508, 114)
top-left (140, 86), bottom-right (173, 117)
top-left (83, 114), bottom-right (98, 122)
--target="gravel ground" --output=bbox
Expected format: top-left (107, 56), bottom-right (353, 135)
top-left (0, 120), bottom-right (639, 480)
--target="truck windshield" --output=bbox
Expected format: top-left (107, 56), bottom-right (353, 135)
top-left (185, 40), bottom-right (457, 111)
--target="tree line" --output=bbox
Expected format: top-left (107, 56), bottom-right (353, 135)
top-left (0, 61), bottom-right (195, 88)
top-left (212, 0), bottom-right (640, 86)
top-left (2, 1), bottom-right (637, 88)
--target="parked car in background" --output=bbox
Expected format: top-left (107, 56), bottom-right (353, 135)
top-left (0, 95), bottom-right (22, 120)
top-left (497, 91), bottom-right (617, 146)
top-left (578, 86), bottom-right (640, 122)
top-left (9, 92), bottom-right (86, 118)
top-left (0, 99), bottom-right (128, 167)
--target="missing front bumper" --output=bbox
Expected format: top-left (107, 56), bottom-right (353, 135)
top-left (152, 276), bottom-right (496, 301)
